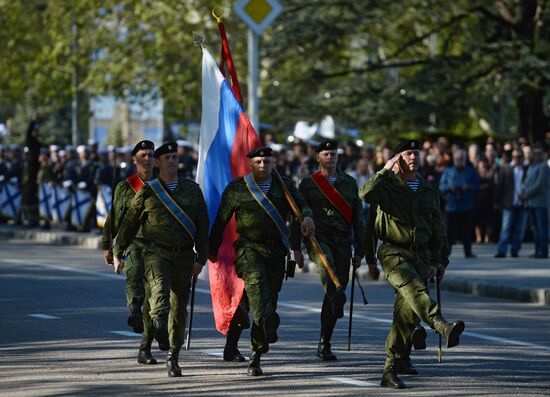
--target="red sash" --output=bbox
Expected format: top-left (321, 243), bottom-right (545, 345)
top-left (127, 174), bottom-right (145, 193)
top-left (311, 171), bottom-right (352, 225)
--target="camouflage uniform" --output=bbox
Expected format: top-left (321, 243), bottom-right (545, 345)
top-left (361, 168), bottom-right (448, 369)
top-left (102, 179), bottom-right (152, 336)
top-left (114, 176), bottom-right (209, 350)
top-left (209, 175), bottom-right (312, 354)
top-left (298, 169), bottom-right (365, 356)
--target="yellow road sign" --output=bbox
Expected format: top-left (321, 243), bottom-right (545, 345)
top-left (234, 0), bottom-right (283, 35)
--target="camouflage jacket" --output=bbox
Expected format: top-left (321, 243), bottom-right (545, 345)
top-left (360, 169), bottom-right (448, 267)
top-left (113, 176), bottom-right (209, 265)
top-left (101, 179), bottom-right (142, 251)
top-left (209, 175), bottom-right (312, 257)
top-left (298, 169), bottom-right (365, 257)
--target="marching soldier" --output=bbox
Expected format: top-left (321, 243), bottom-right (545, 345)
top-left (297, 140), bottom-right (365, 360)
top-left (208, 146), bottom-right (315, 377)
top-left (361, 140), bottom-right (464, 389)
top-left (102, 140), bottom-right (157, 364)
top-left (113, 142), bottom-right (208, 378)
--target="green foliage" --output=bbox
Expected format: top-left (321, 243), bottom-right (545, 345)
top-left (0, 0), bottom-right (548, 146)
top-left (262, 0), bottom-right (549, 143)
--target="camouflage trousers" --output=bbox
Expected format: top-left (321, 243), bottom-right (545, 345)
top-left (234, 240), bottom-right (286, 354)
top-left (378, 243), bottom-right (438, 368)
top-left (123, 241), bottom-right (153, 336)
top-left (143, 247), bottom-right (194, 349)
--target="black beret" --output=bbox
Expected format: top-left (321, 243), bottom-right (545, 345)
top-left (393, 139), bottom-right (420, 154)
top-left (246, 146), bottom-right (273, 158)
top-left (315, 140), bottom-right (338, 153)
top-left (131, 140), bottom-right (154, 156)
top-left (154, 142), bottom-right (177, 158)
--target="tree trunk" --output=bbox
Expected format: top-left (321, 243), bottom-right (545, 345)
top-left (517, 89), bottom-right (547, 144)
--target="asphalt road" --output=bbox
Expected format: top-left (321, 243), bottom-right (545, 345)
top-left (1, 238), bottom-right (549, 396)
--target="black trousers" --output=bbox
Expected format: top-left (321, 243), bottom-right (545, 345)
top-left (446, 210), bottom-right (475, 256)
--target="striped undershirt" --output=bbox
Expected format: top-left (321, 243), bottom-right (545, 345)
top-left (257, 178), bottom-right (272, 194)
top-left (405, 179), bottom-right (420, 192)
top-left (165, 181), bottom-right (178, 191)
top-left (327, 176), bottom-right (337, 185)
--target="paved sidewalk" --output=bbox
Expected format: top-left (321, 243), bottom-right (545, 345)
top-left (1, 224), bottom-right (548, 305)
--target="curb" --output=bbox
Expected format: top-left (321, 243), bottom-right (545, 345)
top-left (302, 259), bottom-right (550, 306)
top-left (443, 278), bottom-right (550, 306)
top-left (0, 226), bottom-right (102, 249)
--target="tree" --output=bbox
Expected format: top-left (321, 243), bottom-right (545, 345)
top-left (1, 1), bottom-right (547, 145)
top-left (261, 0), bottom-right (550, 143)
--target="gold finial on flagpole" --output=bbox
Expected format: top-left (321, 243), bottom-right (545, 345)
top-left (212, 8), bottom-right (223, 23)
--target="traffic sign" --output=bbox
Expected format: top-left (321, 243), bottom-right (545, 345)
top-left (234, 0), bottom-right (283, 35)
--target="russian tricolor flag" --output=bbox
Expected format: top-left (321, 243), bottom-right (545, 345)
top-left (196, 48), bottom-right (262, 334)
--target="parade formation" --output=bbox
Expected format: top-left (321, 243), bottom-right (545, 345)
top-left (2, 3), bottom-right (550, 394)
top-left (86, 136), bottom-right (462, 389)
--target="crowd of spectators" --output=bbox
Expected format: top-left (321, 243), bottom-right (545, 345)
top-left (1, 132), bottom-right (548, 258)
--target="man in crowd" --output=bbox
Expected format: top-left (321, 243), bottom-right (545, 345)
top-left (208, 146), bottom-right (314, 377)
top-left (361, 140), bottom-right (464, 389)
top-left (439, 149), bottom-right (480, 258)
top-left (521, 143), bottom-right (549, 259)
top-left (494, 149), bottom-right (528, 258)
top-left (297, 140), bottom-right (365, 361)
top-left (114, 142), bottom-right (209, 377)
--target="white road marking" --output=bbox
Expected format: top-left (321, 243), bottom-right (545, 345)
top-left (205, 351), bottom-right (224, 357)
top-left (28, 313), bottom-right (60, 319)
top-left (277, 301), bottom-right (393, 324)
top-left (3, 258), bottom-right (122, 280)
top-left (110, 331), bottom-right (141, 337)
top-left (327, 377), bottom-right (378, 387)
top-left (5, 258), bottom-right (550, 353)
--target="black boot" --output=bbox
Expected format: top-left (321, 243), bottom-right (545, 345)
top-left (317, 336), bottom-right (337, 361)
top-left (166, 347), bottom-right (182, 377)
top-left (223, 323), bottom-right (245, 362)
top-left (262, 312), bottom-right (280, 344)
top-left (396, 358), bottom-right (417, 375)
top-left (411, 324), bottom-right (427, 350)
top-left (128, 302), bottom-right (144, 334)
top-left (432, 315), bottom-right (465, 348)
top-left (247, 351), bottom-right (263, 376)
top-left (137, 335), bottom-right (157, 365)
top-left (380, 360), bottom-right (406, 389)
top-left (153, 316), bottom-right (169, 351)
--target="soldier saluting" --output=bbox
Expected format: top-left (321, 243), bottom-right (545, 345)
top-left (361, 140), bottom-right (465, 389)
top-left (102, 140), bottom-right (157, 364)
top-left (114, 142), bottom-right (209, 378)
top-left (208, 146), bottom-right (315, 377)
top-left (296, 140), bottom-right (365, 361)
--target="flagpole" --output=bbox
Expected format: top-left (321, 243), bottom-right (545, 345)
top-left (247, 29), bottom-right (260, 132)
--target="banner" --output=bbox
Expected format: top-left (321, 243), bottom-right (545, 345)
top-left (50, 184), bottom-right (71, 224)
top-left (196, 48), bottom-right (262, 334)
top-left (0, 180), bottom-right (21, 219)
top-left (70, 187), bottom-right (92, 228)
top-left (96, 184), bottom-right (112, 229)
top-left (39, 182), bottom-right (53, 220)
